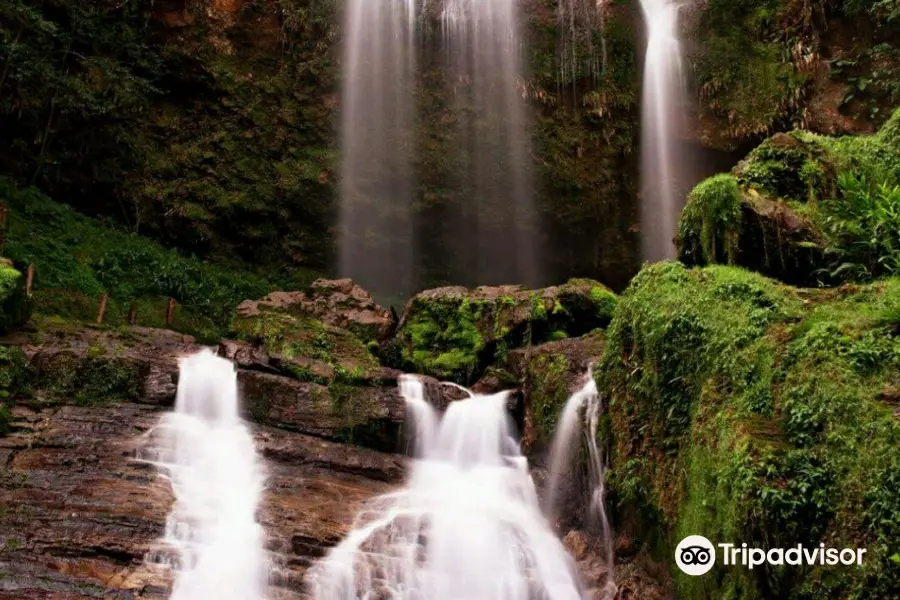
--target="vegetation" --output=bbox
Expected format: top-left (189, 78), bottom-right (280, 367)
top-left (601, 262), bottom-right (900, 599)
top-left (0, 177), bottom-right (305, 341)
top-left (679, 108), bottom-right (900, 283)
top-left (0, 0), bottom-right (337, 277)
top-left (0, 258), bottom-right (29, 333)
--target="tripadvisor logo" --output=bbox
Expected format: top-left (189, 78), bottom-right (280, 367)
top-left (675, 536), bottom-right (867, 576)
top-left (676, 536), bottom-right (716, 576)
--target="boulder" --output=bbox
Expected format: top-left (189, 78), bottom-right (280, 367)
top-left (231, 307), bottom-right (381, 380)
top-left (395, 279), bottom-right (616, 383)
top-left (678, 175), bottom-right (826, 286)
top-left (507, 330), bottom-right (605, 457)
top-left (238, 370), bottom-right (406, 452)
top-left (236, 278), bottom-right (393, 343)
top-left (1, 325), bottom-right (202, 408)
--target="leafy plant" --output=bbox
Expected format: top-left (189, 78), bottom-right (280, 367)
top-left (820, 172), bottom-right (900, 279)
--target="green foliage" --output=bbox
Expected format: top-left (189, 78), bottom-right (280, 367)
top-left (0, 0), bottom-right (336, 278)
top-left (1, 177), bottom-right (283, 339)
top-left (691, 0), bottom-right (810, 143)
top-left (821, 172), bottom-right (900, 278)
top-left (601, 262), bottom-right (900, 598)
top-left (678, 174), bottom-right (742, 265)
top-left (680, 108), bottom-right (900, 283)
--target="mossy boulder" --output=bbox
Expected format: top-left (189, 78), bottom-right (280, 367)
top-left (600, 262), bottom-right (900, 599)
top-left (236, 278), bottom-right (394, 344)
top-left (678, 174), bottom-right (827, 285)
top-left (507, 330), bottom-right (605, 457)
top-left (231, 309), bottom-right (380, 383)
top-left (396, 279), bottom-right (617, 383)
top-left (0, 258), bottom-right (30, 333)
top-left (678, 108), bottom-right (900, 284)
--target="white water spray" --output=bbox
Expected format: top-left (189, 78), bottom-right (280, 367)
top-left (544, 371), bottom-right (615, 598)
top-left (143, 349), bottom-right (267, 600)
top-left (640, 0), bottom-right (685, 261)
top-left (309, 374), bottom-right (585, 599)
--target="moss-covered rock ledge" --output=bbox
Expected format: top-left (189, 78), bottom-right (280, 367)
top-left (394, 279), bottom-right (616, 383)
top-left (678, 108), bottom-right (900, 285)
top-left (600, 262), bottom-right (900, 599)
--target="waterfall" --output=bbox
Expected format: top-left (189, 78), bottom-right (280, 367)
top-left (142, 349), bottom-right (267, 600)
top-left (639, 0), bottom-right (685, 261)
top-left (339, 0), bottom-right (417, 301)
top-left (309, 374), bottom-right (584, 599)
top-left (544, 371), bottom-right (615, 599)
top-left (439, 0), bottom-right (541, 288)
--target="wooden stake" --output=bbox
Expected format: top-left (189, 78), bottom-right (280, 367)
top-left (96, 293), bottom-right (108, 325)
top-left (127, 302), bottom-right (137, 325)
top-left (166, 297), bottom-right (176, 326)
top-left (25, 264), bottom-right (34, 295)
top-left (222, 306), bottom-right (231, 329)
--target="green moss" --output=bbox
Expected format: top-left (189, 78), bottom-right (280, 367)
top-left (681, 108), bottom-right (900, 283)
top-left (34, 351), bottom-right (144, 405)
top-left (0, 259), bottom-right (29, 333)
top-left (601, 262), bottom-right (900, 598)
top-left (678, 174), bottom-right (742, 266)
top-left (399, 296), bottom-right (487, 383)
top-left (528, 352), bottom-right (570, 445)
top-left (231, 309), bottom-right (378, 378)
top-left (0, 404), bottom-right (10, 436)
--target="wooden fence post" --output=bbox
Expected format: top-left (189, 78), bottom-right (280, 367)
top-left (127, 302), bottom-right (137, 325)
top-left (222, 306), bottom-right (231, 329)
top-left (96, 293), bottom-right (108, 325)
top-left (25, 264), bottom-right (34, 295)
top-left (166, 297), bottom-right (176, 326)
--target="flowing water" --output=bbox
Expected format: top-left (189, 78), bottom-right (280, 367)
top-left (544, 371), bottom-right (615, 599)
top-left (142, 349), bottom-right (268, 600)
top-left (339, 0), bottom-right (418, 300)
top-left (433, 0), bottom-right (541, 288)
top-left (639, 0), bottom-right (685, 261)
top-left (309, 374), bottom-right (584, 599)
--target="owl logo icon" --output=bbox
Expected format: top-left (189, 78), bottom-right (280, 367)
top-left (676, 535), bottom-right (716, 575)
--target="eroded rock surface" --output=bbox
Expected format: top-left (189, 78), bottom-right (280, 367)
top-left (0, 403), bottom-right (401, 599)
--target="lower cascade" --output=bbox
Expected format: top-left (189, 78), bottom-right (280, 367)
top-left (545, 372), bottom-right (616, 599)
top-left (309, 375), bottom-right (586, 599)
top-left (141, 349), bottom-right (268, 599)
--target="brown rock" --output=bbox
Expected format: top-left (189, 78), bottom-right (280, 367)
top-left (236, 279), bottom-right (393, 343)
top-left (0, 403), bottom-right (404, 599)
top-left (563, 530), bottom-right (590, 561)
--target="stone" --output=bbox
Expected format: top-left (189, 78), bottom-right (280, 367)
top-left (563, 529), bottom-right (590, 561)
top-left (236, 278), bottom-right (393, 344)
top-left (395, 280), bottom-right (615, 383)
